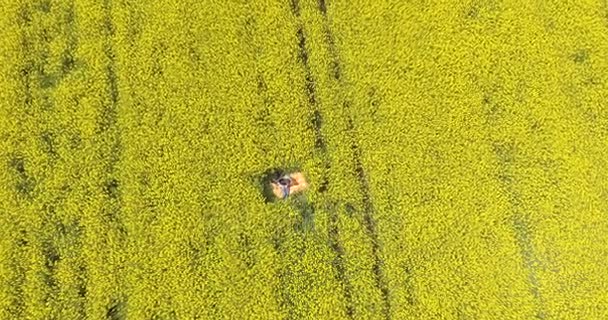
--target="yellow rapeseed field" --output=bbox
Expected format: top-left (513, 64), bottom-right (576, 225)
top-left (1, 0), bottom-right (607, 319)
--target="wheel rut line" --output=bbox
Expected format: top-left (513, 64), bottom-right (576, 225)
top-left (100, 2), bottom-right (128, 318)
top-left (101, 0), bottom-right (125, 233)
top-left (101, 0), bottom-right (120, 126)
top-left (17, 10), bottom-right (34, 114)
top-left (291, 2), bottom-right (330, 200)
top-left (317, 0), bottom-right (341, 81)
top-left (17, 4), bottom-right (35, 116)
top-left (295, 26), bottom-right (329, 160)
top-left (12, 3), bottom-right (58, 316)
top-left (253, 73), bottom-right (276, 156)
top-left (285, 1), bottom-right (352, 318)
top-left (318, 2), bottom-right (392, 318)
top-left (328, 203), bottom-right (355, 318)
top-left (32, 1), bottom-right (89, 314)
top-left (61, 0), bottom-right (78, 77)
top-left (492, 141), bottom-right (546, 319)
top-left (5, 242), bottom-right (26, 317)
top-left (60, 2), bottom-right (89, 316)
top-left (346, 110), bottom-right (391, 320)
top-left (243, 11), bottom-right (277, 155)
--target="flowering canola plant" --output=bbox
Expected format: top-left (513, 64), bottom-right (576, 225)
top-left (0, 0), bottom-right (607, 319)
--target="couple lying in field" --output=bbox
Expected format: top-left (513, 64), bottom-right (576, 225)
top-left (270, 171), bottom-right (308, 199)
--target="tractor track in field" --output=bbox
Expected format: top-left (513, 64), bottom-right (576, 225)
top-left (5, 158), bottom-right (28, 317)
top-left (316, 1), bottom-right (392, 318)
top-left (62, 3), bottom-right (88, 317)
top-left (16, 1), bottom-right (89, 317)
top-left (326, 202), bottom-right (354, 318)
top-left (101, 0), bottom-right (128, 318)
top-left (242, 10), bottom-right (278, 159)
top-left (283, 1), bottom-right (354, 318)
top-left (492, 140), bottom-right (546, 319)
top-left (290, 0), bottom-right (329, 159)
top-left (13, 4), bottom-right (39, 315)
top-left (12, 2), bottom-right (83, 316)
top-left (101, 0), bottom-right (120, 135)
top-left (17, 4), bottom-right (34, 117)
top-left (101, 0), bottom-right (125, 233)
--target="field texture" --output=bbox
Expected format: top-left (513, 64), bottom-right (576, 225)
top-left (1, 0), bottom-right (608, 319)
